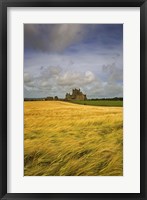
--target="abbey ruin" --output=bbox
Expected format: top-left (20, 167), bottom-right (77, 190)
top-left (65, 88), bottom-right (87, 101)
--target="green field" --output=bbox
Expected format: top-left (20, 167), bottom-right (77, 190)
top-left (69, 100), bottom-right (123, 107)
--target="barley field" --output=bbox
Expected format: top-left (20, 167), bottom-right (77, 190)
top-left (24, 101), bottom-right (123, 176)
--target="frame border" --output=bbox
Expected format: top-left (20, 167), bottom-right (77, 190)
top-left (0, 0), bottom-right (147, 199)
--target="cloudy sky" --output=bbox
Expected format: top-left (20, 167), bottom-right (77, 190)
top-left (24, 24), bottom-right (123, 99)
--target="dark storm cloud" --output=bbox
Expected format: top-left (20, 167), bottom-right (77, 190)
top-left (24, 24), bottom-right (123, 53)
top-left (24, 24), bottom-right (89, 52)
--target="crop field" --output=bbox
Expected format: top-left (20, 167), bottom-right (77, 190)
top-left (70, 100), bottom-right (123, 107)
top-left (24, 101), bottom-right (123, 176)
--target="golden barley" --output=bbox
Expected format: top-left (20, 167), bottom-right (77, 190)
top-left (24, 101), bottom-right (123, 176)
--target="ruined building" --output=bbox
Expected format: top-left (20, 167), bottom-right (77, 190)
top-left (65, 88), bottom-right (87, 100)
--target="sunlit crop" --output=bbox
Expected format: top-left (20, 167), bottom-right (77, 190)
top-left (24, 101), bottom-right (123, 176)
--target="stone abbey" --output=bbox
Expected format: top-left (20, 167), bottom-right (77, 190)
top-left (65, 88), bottom-right (87, 101)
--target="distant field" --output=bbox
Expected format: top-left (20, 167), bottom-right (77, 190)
top-left (70, 100), bottom-right (123, 107)
top-left (24, 101), bottom-right (123, 176)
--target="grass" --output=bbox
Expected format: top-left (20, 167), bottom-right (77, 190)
top-left (24, 101), bottom-right (123, 176)
top-left (69, 100), bottom-right (123, 107)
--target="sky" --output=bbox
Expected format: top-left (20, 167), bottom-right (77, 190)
top-left (24, 24), bottom-right (123, 99)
